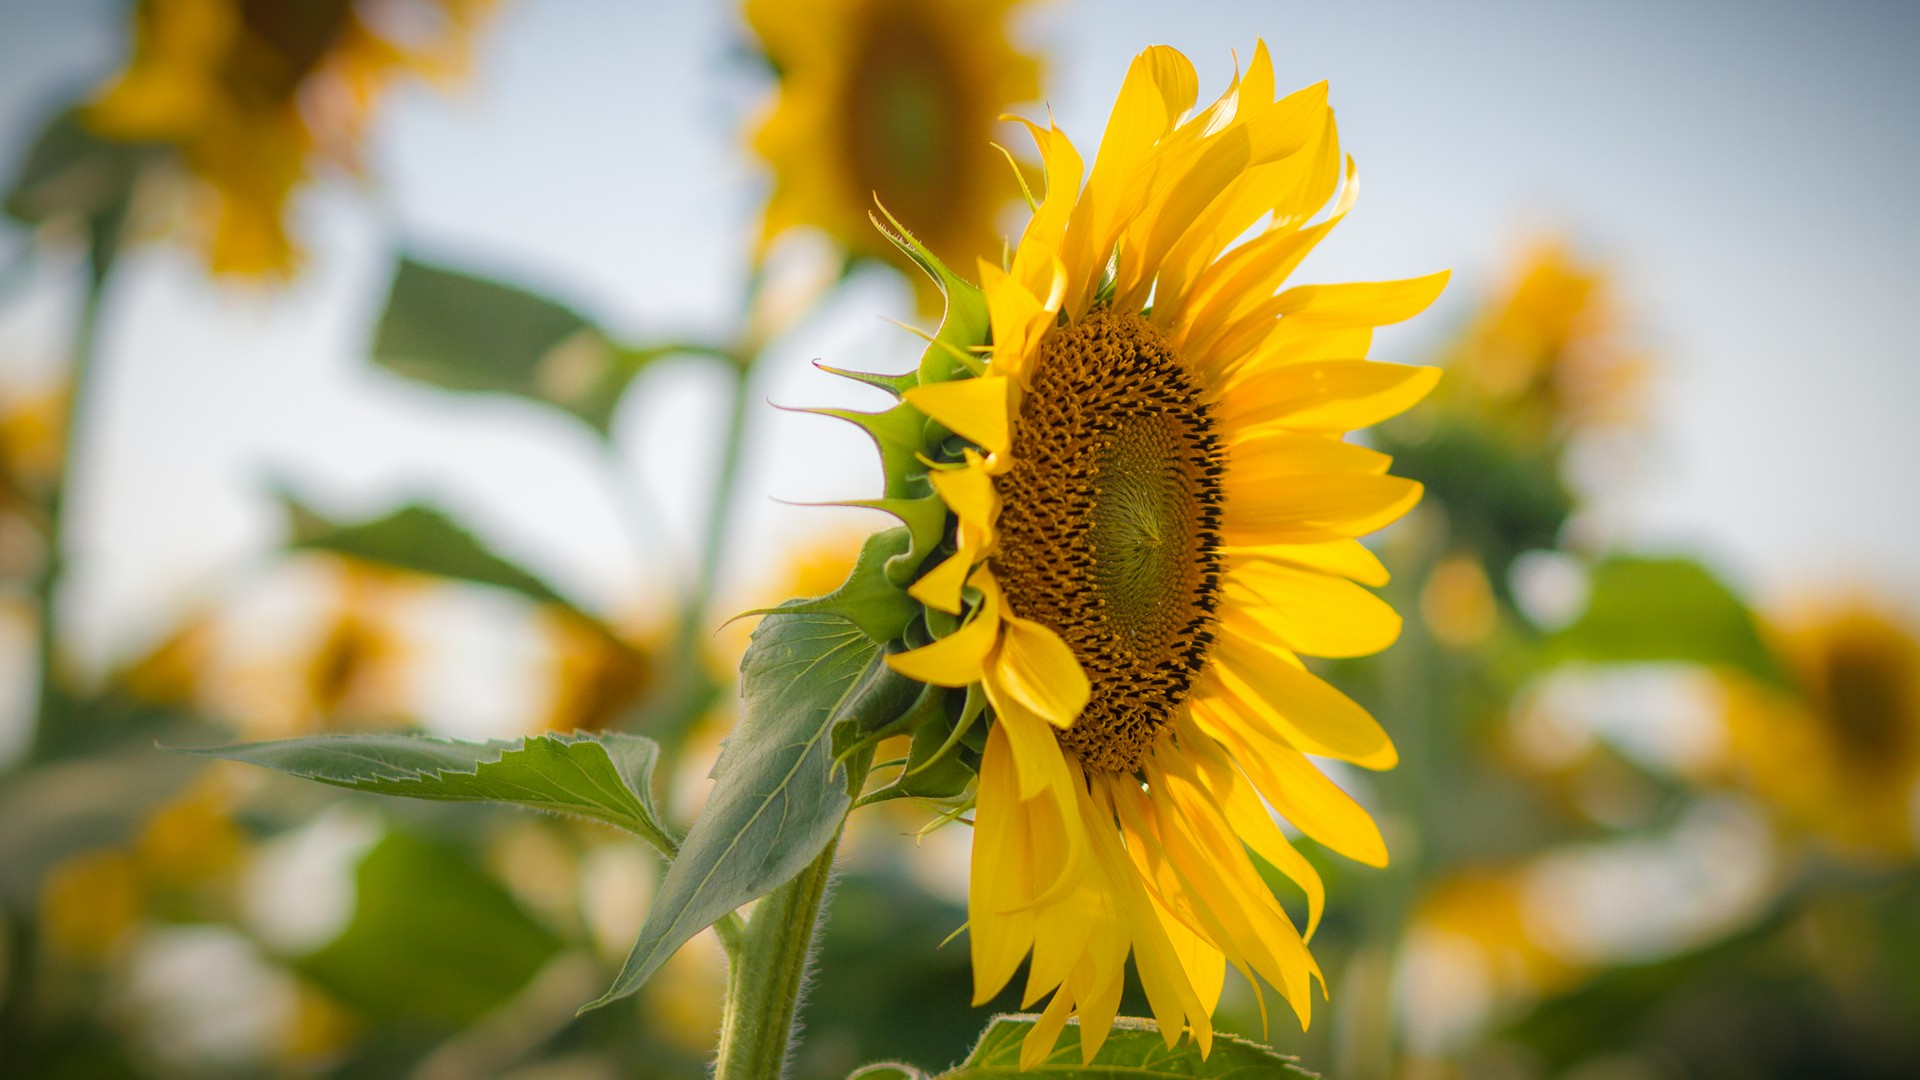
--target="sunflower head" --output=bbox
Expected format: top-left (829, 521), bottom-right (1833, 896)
top-left (85, 0), bottom-right (492, 276)
top-left (1437, 241), bottom-right (1646, 446)
top-left (745, 0), bottom-right (1040, 306)
top-left (1720, 601), bottom-right (1920, 857)
top-left (786, 42), bottom-right (1446, 1064)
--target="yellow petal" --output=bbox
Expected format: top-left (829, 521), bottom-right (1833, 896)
top-left (1222, 474), bottom-right (1424, 545)
top-left (905, 377), bottom-right (1014, 456)
top-left (970, 724), bottom-right (1037, 1003)
top-left (992, 614), bottom-right (1090, 728)
top-left (927, 450), bottom-right (999, 532)
top-left (1221, 561), bottom-right (1402, 658)
top-left (982, 668), bottom-right (1079, 806)
top-left (1206, 623), bottom-right (1399, 769)
top-left (1193, 700), bottom-right (1389, 867)
top-left (1273, 270), bottom-right (1451, 327)
top-left (1227, 430), bottom-right (1393, 482)
top-left (1224, 539), bottom-right (1390, 587)
top-left (887, 569), bottom-right (1003, 685)
top-left (906, 547), bottom-right (973, 615)
top-left (1216, 361), bottom-right (1441, 434)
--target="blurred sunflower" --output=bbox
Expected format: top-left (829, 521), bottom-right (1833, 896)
top-left (0, 384), bottom-right (64, 579)
top-left (536, 608), bottom-right (657, 733)
top-left (86, 0), bottom-right (493, 276)
top-left (744, 0), bottom-right (1040, 304)
top-left (874, 44), bottom-right (1446, 1064)
top-left (1719, 601), bottom-right (1920, 858)
top-left (1437, 241), bottom-right (1645, 445)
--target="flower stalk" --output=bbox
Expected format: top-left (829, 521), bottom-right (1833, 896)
top-left (713, 831), bottom-right (841, 1080)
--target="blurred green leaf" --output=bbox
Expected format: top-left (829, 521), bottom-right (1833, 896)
top-left (298, 830), bottom-right (562, 1026)
top-left (179, 731), bottom-right (673, 851)
top-left (1379, 420), bottom-right (1574, 588)
top-left (372, 256), bottom-right (656, 435)
top-left (848, 1066), bottom-right (924, 1080)
top-left (4, 107), bottom-right (152, 227)
top-left (588, 609), bottom-right (877, 1009)
top-left (886, 1014), bottom-right (1314, 1077)
top-left (281, 491), bottom-right (591, 616)
top-left (1548, 555), bottom-right (1790, 686)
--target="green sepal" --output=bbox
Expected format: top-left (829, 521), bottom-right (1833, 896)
top-left (831, 664), bottom-right (949, 768)
top-left (754, 527), bottom-right (920, 644)
top-left (837, 495), bottom-right (951, 587)
top-left (869, 204), bottom-right (991, 389)
top-left (808, 402), bottom-right (936, 500)
top-left (816, 360), bottom-right (919, 399)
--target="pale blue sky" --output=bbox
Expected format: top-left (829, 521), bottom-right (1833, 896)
top-left (2, 0), bottom-right (1916, 670)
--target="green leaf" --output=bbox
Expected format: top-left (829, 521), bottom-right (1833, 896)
top-left (178, 731), bottom-right (673, 852)
top-left (298, 830), bottom-right (563, 1025)
top-left (372, 256), bottom-right (650, 435)
top-left (587, 609), bottom-right (877, 1009)
top-left (904, 1015), bottom-right (1315, 1078)
top-left (281, 492), bottom-right (591, 616)
top-left (4, 108), bottom-right (152, 226)
top-left (1547, 555), bottom-right (1790, 687)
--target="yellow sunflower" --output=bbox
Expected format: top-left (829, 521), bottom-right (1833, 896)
top-left (840, 43), bottom-right (1445, 1064)
top-left (1438, 241), bottom-right (1645, 445)
top-left (745, 0), bottom-right (1040, 300)
top-left (86, 0), bottom-right (492, 276)
top-left (1719, 600), bottom-right (1920, 858)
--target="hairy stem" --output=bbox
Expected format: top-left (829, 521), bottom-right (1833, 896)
top-left (712, 832), bottom-right (840, 1080)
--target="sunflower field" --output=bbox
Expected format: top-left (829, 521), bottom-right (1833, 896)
top-left (1, 3), bottom-right (1915, 1079)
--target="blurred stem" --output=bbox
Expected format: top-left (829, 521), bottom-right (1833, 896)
top-left (1336, 516), bottom-right (1443, 1080)
top-left (24, 210), bottom-right (120, 767)
top-left (713, 831), bottom-right (840, 1080)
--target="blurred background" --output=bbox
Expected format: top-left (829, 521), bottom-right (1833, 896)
top-left (1, 1), bottom-right (1916, 1078)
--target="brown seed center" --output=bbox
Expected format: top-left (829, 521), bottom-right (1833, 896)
top-left (989, 310), bottom-right (1225, 772)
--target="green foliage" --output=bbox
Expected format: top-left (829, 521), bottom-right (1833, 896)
top-left (1380, 419), bottom-right (1574, 589)
top-left (1548, 555), bottom-right (1790, 686)
top-left (297, 831), bottom-right (563, 1026)
top-left (3, 108), bottom-right (152, 227)
top-left (372, 256), bottom-right (656, 435)
top-left (179, 731), bottom-right (674, 851)
top-left (588, 609), bottom-right (880, 1009)
top-left (770, 526), bottom-right (923, 643)
top-left (281, 491), bottom-right (591, 615)
top-left (857, 1015), bottom-right (1316, 1078)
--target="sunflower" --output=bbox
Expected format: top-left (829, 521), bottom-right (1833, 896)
top-left (86, 0), bottom-right (492, 276)
top-left (1719, 601), bottom-right (1920, 858)
top-left (1437, 241), bottom-right (1645, 445)
top-left (810, 43), bottom-right (1445, 1064)
top-left (744, 0), bottom-right (1040, 302)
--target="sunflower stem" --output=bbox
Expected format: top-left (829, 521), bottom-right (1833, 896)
top-left (24, 206), bottom-right (121, 768)
top-left (712, 830), bottom-right (841, 1080)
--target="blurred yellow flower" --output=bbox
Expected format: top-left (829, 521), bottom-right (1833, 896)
top-left (537, 608), bottom-right (657, 733)
top-left (0, 384), bottom-right (65, 579)
top-left (136, 777), bottom-right (246, 888)
top-left (86, 0), bottom-right (493, 276)
top-left (1719, 601), bottom-right (1920, 858)
top-left (1439, 241), bottom-right (1646, 444)
top-left (41, 848), bottom-right (145, 963)
top-left (745, 0), bottom-right (1040, 303)
top-left (1421, 553), bottom-right (1498, 649)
